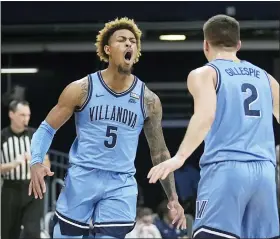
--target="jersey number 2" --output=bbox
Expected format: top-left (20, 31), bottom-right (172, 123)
top-left (104, 126), bottom-right (118, 148)
top-left (241, 83), bottom-right (261, 117)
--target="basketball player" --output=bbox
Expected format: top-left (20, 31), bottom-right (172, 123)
top-left (28, 17), bottom-right (186, 239)
top-left (148, 14), bottom-right (280, 238)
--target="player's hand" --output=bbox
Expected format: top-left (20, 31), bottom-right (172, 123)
top-left (167, 198), bottom-right (187, 230)
top-left (147, 156), bottom-right (184, 183)
top-left (29, 163), bottom-right (54, 199)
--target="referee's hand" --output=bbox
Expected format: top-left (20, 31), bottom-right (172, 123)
top-left (29, 163), bottom-right (54, 199)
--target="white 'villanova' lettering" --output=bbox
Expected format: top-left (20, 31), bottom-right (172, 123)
top-left (89, 105), bottom-right (137, 128)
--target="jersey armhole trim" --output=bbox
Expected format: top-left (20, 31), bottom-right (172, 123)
top-left (263, 70), bottom-right (274, 105)
top-left (140, 82), bottom-right (148, 119)
top-left (75, 74), bottom-right (93, 112)
top-left (206, 63), bottom-right (221, 93)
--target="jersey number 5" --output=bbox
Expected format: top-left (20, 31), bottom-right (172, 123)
top-left (241, 83), bottom-right (261, 117)
top-left (104, 126), bottom-right (118, 148)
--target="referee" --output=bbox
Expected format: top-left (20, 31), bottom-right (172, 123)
top-left (1, 100), bottom-right (50, 239)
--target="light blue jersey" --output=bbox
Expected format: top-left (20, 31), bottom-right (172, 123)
top-left (193, 59), bottom-right (279, 238)
top-left (200, 59), bottom-right (276, 167)
top-left (69, 71), bottom-right (146, 174)
top-left (54, 71), bottom-right (147, 239)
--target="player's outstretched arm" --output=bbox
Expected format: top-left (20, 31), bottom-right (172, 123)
top-left (174, 66), bottom-right (217, 161)
top-left (147, 66), bottom-right (216, 183)
top-left (29, 77), bottom-right (89, 199)
top-left (143, 86), bottom-right (186, 230)
top-left (268, 74), bottom-right (279, 124)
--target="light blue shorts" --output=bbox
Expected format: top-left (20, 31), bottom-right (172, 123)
top-left (54, 164), bottom-right (137, 238)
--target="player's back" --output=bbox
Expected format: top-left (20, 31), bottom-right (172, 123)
top-left (68, 71), bottom-right (146, 174)
top-left (200, 59), bottom-right (276, 167)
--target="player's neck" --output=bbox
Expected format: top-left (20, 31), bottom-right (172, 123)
top-left (10, 123), bottom-right (25, 134)
top-left (102, 67), bottom-right (133, 93)
top-left (211, 51), bottom-right (239, 62)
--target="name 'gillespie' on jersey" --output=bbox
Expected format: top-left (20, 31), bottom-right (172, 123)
top-left (200, 59), bottom-right (276, 167)
top-left (69, 71), bottom-right (147, 174)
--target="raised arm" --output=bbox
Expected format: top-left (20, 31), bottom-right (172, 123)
top-left (29, 76), bottom-right (89, 199)
top-left (268, 73), bottom-right (279, 124)
top-left (143, 86), bottom-right (186, 229)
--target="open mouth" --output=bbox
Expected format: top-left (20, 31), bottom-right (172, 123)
top-left (124, 51), bottom-right (132, 62)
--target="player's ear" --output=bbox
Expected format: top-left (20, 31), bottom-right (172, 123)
top-left (104, 45), bottom-right (111, 56)
top-left (203, 40), bottom-right (209, 52)
top-left (236, 40), bottom-right (241, 51)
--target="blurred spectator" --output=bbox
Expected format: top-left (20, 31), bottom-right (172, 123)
top-left (1, 100), bottom-right (50, 239)
top-left (154, 200), bottom-right (188, 239)
top-left (126, 207), bottom-right (162, 238)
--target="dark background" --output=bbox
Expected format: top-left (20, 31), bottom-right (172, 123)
top-left (1, 1), bottom-right (280, 211)
top-left (2, 1), bottom-right (280, 24)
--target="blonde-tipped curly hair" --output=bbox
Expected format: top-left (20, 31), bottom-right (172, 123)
top-left (95, 17), bottom-right (142, 63)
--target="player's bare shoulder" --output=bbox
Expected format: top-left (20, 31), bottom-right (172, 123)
top-left (61, 76), bottom-right (89, 108)
top-left (75, 77), bottom-right (89, 108)
top-left (187, 65), bottom-right (217, 89)
top-left (190, 65), bottom-right (216, 78)
top-left (143, 86), bottom-right (162, 118)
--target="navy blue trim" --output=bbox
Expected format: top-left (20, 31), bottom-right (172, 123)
top-left (193, 225), bottom-right (240, 239)
top-left (75, 75), bottom-right (93, 112)
top-left (97, 71), bottom-right (137, 97)
top-left (140, 82), bottom-right (147, 119)
top-left (55, 210), bottom-right (90, 227)
top-left (92, 221), bottom-right (135, 239)
top-left (263, 70), bottom-right (274, 105)
top-left (94, 221), bottom-right (135, 226)
top-left (214, 59), bottom-right (234, 62)
top-left (207, 63), bottom-right (221, 93)
top-left (214, 59), bottom-right (243, 63)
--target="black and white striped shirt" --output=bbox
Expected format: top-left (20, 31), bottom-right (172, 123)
top-left (1, 126), bottom-right (36, 180)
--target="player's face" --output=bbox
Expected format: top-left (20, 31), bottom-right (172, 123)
top-left (9, 104), bottom-right (31, 130)
top-left (105, 29), bottom-right (138, 74)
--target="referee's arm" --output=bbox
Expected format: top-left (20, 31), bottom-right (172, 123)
top-left (0, 161), bottom-right (22, 174)
top-left (0, 153), bottom-right (24, 174)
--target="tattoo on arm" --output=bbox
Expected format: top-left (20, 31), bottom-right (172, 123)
top-left (77, 77), bottom-right (89, 108)
top-left (144, 86), bottom-right (177, 200)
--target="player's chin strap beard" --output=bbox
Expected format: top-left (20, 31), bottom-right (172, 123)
top-left (118, 65), bottom-right (132, 75)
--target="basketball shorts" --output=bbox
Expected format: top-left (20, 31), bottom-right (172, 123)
top-left (53, 164), bottom-right (137, 238)
top-left (192, 161), bottom-right (279, 238)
